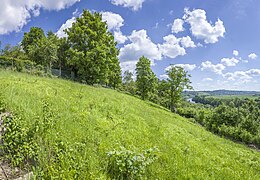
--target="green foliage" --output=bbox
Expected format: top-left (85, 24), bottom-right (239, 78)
top-left (193, 95), bottom-right (223, 107)
top-left (166, 66), bottom-right (192, 112)
top-left (5, 11), bottom-right (122, 87)
top-left (23, 29), bottom-right (59, 72)
top-left (2, 44), bottom-right (28, 60)
top-left (35, 140), bottom-right (89, 179)
top-left (66, 10), bottom-right (122, 87)
top-left (0, 70), bottom-right (260, 179)
top-left (157, 80), bottom-right (170, 108)
top-left (186, 96), bottom-right (260, 148)
top-left (1, 99), bottom-right (57, 168)
top-left (107, 147), bottom-right (159, 179)
top-left (39, 31), bottom-right (59, 71)
top-left (122, 70), bottom-right (136, 95)
top-left (1, 114), bottom-right (39, 167)
top-left (21, 27), bottom-right (46, 55)
top-left (56, 37), bottom-right (70, 76)
top-left (136, 56), bottom-right (158, 100)
top-left (0, 56), bottom-right (45, 75)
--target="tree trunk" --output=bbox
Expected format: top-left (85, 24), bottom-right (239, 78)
top-left (59, 61), bottom-right (62, 77)
top-left (48, 61), bottom-right (52, 74)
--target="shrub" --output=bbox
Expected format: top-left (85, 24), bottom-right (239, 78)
top-left (107, 147), bottom-right (159, 179)
top-left (0, 56), bottom-right (46, 76)
top-left (1, 114), bottom-right (39, 167)
top-left (177, 107), bottom-right (197, 119)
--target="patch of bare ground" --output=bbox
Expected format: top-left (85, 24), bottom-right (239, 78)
top-left (0, 160), bottom-right (32, 180)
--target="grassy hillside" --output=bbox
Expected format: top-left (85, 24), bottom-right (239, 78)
top-left (0, 69), bottom-right (259, 179)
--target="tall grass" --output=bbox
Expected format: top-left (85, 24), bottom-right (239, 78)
top-left (0, 69), bottom-right (259, 179)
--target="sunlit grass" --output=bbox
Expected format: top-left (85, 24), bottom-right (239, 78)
top-left (0, 69), bottom-right (259, 179)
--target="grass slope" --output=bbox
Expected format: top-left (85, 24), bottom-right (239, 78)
top-left (0, 69), bottom-right (259, 179)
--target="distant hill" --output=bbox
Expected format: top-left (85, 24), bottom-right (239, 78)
top-left (184, 90), bottom-right (260, 97)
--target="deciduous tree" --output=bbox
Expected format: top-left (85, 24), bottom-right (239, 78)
top-left (136, 56), bottom-right (157, 100)
top-left (66, 10), bottom-right (121, 87)
top-left (166, 66), bottom-right (192, 112)
top-left (21, 27), bottom-right (46, 55)
top-left (123, 70), bottom-right (136, 95)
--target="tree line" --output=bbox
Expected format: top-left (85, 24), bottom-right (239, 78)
top-left (178, 96), bottom-right (260, 148)
top-left (0, 9), bottom-right (192, 112)
top-left (123, 56), bottom-right (192, 112)
top-left (1, 10), bottom-right (121, 88)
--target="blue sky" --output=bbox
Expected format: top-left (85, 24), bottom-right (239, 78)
top-left (0, 0), bottom-right (260, 91)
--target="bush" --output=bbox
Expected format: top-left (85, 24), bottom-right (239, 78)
top-left (177, 107), bottom-right (197, 119)
top-left (107, 147), bottom-right (159, 179)
top-left (1, 114), bottom-right (39, 167)
top-left (0, 56), bottom-right (45, 76)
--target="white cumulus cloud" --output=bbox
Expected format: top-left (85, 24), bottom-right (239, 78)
top-left (233, 50), bottom-right (239, 56)
top-left (56, 17), bottom-right (76, 38)
top-left (171, 19), bottom-right (185, 33)
top-left (223, 69), bottom-right (260, 83)
top-left (180, 36), bottom-right (196, 48)
top-left (110, 0), bottom-right (145, 11)
top-left (102, 11), bottom-right (124, 31)
top-left (101, 11), bottom-right (127, 44)
top-left (158, 35), bottom-right (186, 59)
top-left (202, 78), bottom-right (213, 81)
top-left (200, 61), bottom-right (225, 75)
top-left (246, 69), bottom-right (260, 76)
top-left (221, 57), bottom-right (239, 67)
top-left (0, 0), bottom-right (80, 35)
top-left (166, 64), bottom-right (196, 71)
top-left (119, 29), bottom-right (162, 62)
top-left (223, 71), bottom-right (252, 83)
top-left (160, 74), bottom-right (169, 79)
top-left (248, 53), bottom-right (258, 60)
top-left (114, 31), bottom-right (128, 44)
top-left (120, 61), bottom-right (137, 73)
top-left (183, 8), bottom-right (225, 44)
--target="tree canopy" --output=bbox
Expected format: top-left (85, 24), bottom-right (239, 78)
top-left (136, 56), bottom-right (158, 100)
top-left (66, 10), bottom-right (121, 87)
top-left (166, 66), bottom-right (192, 112)
top-left (21, 27), bottom-right (46, 54)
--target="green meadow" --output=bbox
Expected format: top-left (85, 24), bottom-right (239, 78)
top-left (0, 69), bottom-right (259, 179)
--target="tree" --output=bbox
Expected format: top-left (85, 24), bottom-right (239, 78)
top-left (158, 80), bottom-right (170, 108)
top-left (123, 70), bottom-right (136, 95)
top-left (21, 27), bottom-right (46, 65)
top-left (57, 37), bottom-right (70, 76)
top-left (21, 27), bottom-right (46, 55)
top-left (0, 41), bottom-right (2, 55)
top-left (135, 56), bottom-right (157, 100)
top-left (66, 10), bottom-right (121, 87)
top-left (123, 70), bottom-right (134, 84)
top-left (23, 30), bottom-right (58, 72)
top-left (166, 66), bottom-right (192, 112)
top-left (107, 34), bottom-right (122, 88)
top-left (38, 31), bottom-right (59, 72)
top-left (2, 44), bottom-right (11, 56)
top-left (2, 44), bottom-right (27, 60)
